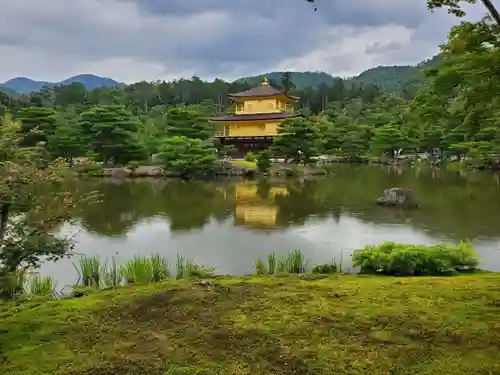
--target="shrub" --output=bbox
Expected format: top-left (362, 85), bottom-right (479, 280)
top-left (312, 262), bottom-right (338, 274)
top-left (256, 150), bottom-right (272, 174)
top-left (126, 160), bottom-right (140, 170)
top-left (351, 241), bottom-right (479, 276)
top-left (245, 152), bottom-right (256, 162)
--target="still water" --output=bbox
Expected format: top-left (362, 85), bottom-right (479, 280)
top-left (42, 165), bottom-right (500, 287)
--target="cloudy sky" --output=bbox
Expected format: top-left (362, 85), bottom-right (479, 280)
top-left (0, 0), bottom-right (489, 83)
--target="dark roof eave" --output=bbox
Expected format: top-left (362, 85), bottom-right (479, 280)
top-left (229, 92), bottom-right (299, 101)
top-left (210, 113), bottom-right (302, 122)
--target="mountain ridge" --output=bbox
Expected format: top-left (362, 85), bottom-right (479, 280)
top-left (0, 55), bottom-right (442, 95)
top-left (0, 74), bottom-right (123, 94)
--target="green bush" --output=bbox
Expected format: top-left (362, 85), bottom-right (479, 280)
top-left (312, 263), bottom-right (338, 274)
top-left (352, 241), bottom-right (479, 276)
top-left (244, 152), bottom-right (256, 162)
top-left (126, 160), bottom-right (140, 170)
top-left (256, 150), bottom-right (272, 174)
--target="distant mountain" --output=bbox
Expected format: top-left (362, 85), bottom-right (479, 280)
top-left (235, 55), bottom-right (443, 93)
top-left (0, 74), bottom-right (123, 94)
top-left (1, 55), bottom-right (443, 96)
top-left (235, 71), bottom-right (338, 89)
top-left (346, 55), bottom-right (443, 92)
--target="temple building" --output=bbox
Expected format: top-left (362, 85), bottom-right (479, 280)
top-left (211, 77), bottom-right (301, 155)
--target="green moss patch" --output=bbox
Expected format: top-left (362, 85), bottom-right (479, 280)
top-left (2, 275), bottom-right (500, 374)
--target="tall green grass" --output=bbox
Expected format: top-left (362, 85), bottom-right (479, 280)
top-left (120, 255), bottom-right (171, 284)
top-left (25, 274), bottom-right (56, 297)
top-left (73, 256), bottom-right (101, 287)
top-left (101, 256), bottom-right (121, 287)
top-left (176, 255), bottom-right (215, 279)
top-left (72, 254), bottom-right (212, 288)
top-left (0, 271), bottom-right (26, 298)
top-left (255, 249), bottom-right (309, 275)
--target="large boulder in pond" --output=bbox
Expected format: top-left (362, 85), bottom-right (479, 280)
top-left (376, 187), bottom-right (418, 208)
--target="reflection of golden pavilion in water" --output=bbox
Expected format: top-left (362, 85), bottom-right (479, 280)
top-left (233, 184), bottom-right (289, 228)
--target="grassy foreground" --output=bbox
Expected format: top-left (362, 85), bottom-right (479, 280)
top-left (1, 274), bottom-right (500, 375)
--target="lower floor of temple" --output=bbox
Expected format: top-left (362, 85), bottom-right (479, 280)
top-left (216, 136), bottom-right (274, 157)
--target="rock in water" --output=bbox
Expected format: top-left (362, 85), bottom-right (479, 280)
top-left (376, 187), bottom-right (418, 208)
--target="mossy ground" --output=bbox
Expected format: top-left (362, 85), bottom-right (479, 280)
top-left (230, 160), bottom-right (258, 170)
top-left (1, 274), bottom-right (500, 375)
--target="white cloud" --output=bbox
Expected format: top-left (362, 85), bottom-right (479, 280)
top-left (0, 0), bottom-right (491, 83)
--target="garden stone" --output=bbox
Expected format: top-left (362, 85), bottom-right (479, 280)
top-left (376, 187), bottom-right (418, 208)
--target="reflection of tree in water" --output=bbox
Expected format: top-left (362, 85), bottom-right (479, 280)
top-left (77, 181), bottom-right (158, 236)
top-left (58, 166), bottom-right (500, 241)
top-left (73, 179), bottom-right (235, 236)
top-left (274, 180), bottom-right (333, 226)
top-left (157, 180), bottom-right (234, 231)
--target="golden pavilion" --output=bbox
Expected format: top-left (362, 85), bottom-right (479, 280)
top-left (211, 77), bottom-right (301, 155)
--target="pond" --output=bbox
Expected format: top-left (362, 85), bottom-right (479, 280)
top-left (41, 164), bottom-right (500, 287)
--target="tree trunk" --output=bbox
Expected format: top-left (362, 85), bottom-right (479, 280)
top-left (0, 202), bottom-right (10, 241)
top-left (480, 0), bottom-right (500, 24)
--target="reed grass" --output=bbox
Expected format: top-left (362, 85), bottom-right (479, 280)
top-left (175, 255), bottom-right (214, 279)
top-left (121, 256), bottom-right (154, 284)
top-left (101, 256), bottom-right (122, 287)
top-left (73, 256), bottom-right (101, 287)
top-left (25, 274), bottom-right (56, 297)
top-left (176, 254), bottom-right (188, 280)
top-left (255, 258), bottom-right (267, 276)
top-left (120, 254), bottom-right (171, 284)
top-left (255, 249), bottom-right (309, 275)
top-left (267, 253), bottom-right (276, 274)
top-left (150, 254), bottom-right (171, 282)
top-left (287, 249), bottom-right (308, 273)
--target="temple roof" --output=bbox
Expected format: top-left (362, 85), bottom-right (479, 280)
top-left (211, 112), bottom-right (301, 122)
top-left (229, 77), bottom-right (299, 100)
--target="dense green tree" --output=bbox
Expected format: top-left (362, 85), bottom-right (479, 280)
top-left (16, 107), bottom-right (58, 146)
top-left (256, 150), bottom-right (272, 173)
top-left (273, 118), bottom-right (321, 164)
top-left (371, 124), bottom-right (408, 157)
top-left (281, 72), bottom-right (296, 92)
top-left (79, 105), bottom-right (145, 165)
top-left (46, 108), bottom-right (85, 166)
top-left (53, 83), bottom-right (88, 108)
top-left (158, 136), bottom-right (218, 177)
top-left (165, 107), bottom-right (214, 140)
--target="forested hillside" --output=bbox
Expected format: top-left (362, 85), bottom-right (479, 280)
top-left (236, 55), bottom-right (442, 94)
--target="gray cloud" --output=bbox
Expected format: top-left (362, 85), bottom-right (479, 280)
top-left (0, 0), bottom-right (491, 83)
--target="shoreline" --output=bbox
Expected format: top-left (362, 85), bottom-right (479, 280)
top-left (73, 159), bottom-right (500, 179)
